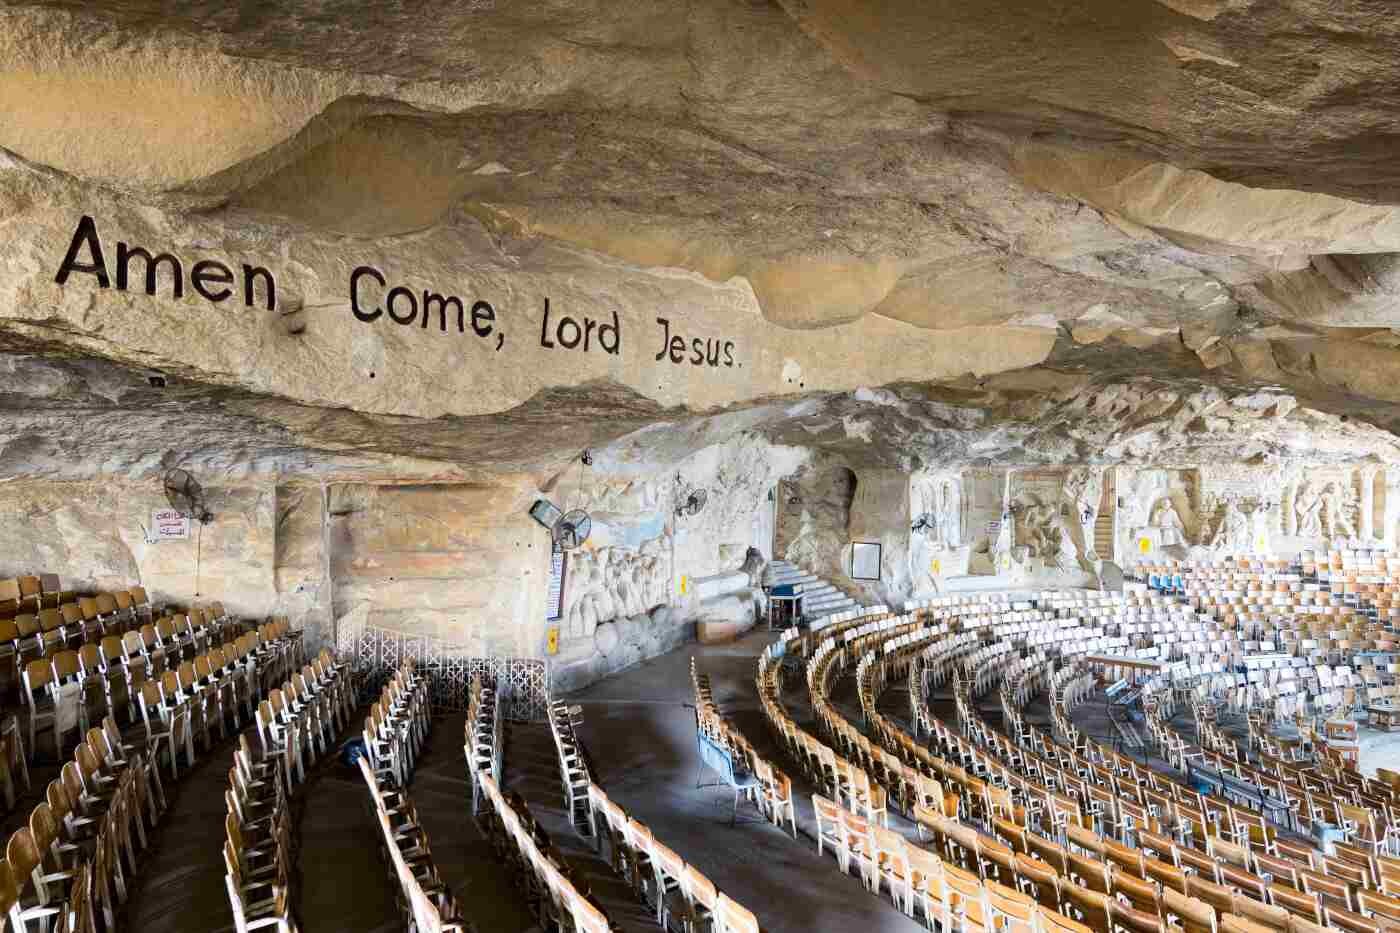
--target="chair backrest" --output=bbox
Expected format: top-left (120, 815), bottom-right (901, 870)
top-left (1164, 889), bottom-right (1219, 933)
top-left (6, 827), bottom-right (41, 889)
top-left (1062, 880), bottom-right (1113, 933)
top-left (682, 862), bottom-right (718, 911)
top-left (944, 862), bottom-right (988, 927)
top-left (52, 649), bottom-right (81, 682)
top-left (715, 893), bottom-right (758, 933)
top-left (986, 879), bottom-right (1038, 933)
top-left (38, 608), bottom-right (63, 635)
top-left (23, 658), bottom-right (52, 697)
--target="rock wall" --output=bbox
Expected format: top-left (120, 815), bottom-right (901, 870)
top-left (0, 477), bottom-right (297, 622)
top-left (846, 469), bottom-right (912, 603)
top-left (776, 465), bottom-right (856, 585)
top-left (327, 481), bottom-right (544, 658)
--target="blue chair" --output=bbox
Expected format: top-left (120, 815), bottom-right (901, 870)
top-left (695, 733), bottom-right (760, 825)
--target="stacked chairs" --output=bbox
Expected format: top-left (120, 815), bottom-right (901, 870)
top-left (360, 661), bottom-right (428, 791)
top-left (355, 662), bottom-right (456, 931)
top-left (225, 734), bottom-right (299, 933)
top-left (222, 645), bottom-right (351, 933)
top-left (464, 674), bottom-right (501, 815)
top-left (0, 714), bottom-right (162, 932)
top-left (548, 700), bottom-right (594, 837)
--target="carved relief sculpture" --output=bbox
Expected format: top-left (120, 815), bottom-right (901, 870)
top-left (1320, 483), bottom-right (1356, 539)
top-left (1149, 496), bottom-right (1185, 547)
top-left (561, 538), bottom-right (671, 639)
top-left (1295, 482), bottom-right (1323, 538)
top-left (1210, 498), bottom-right (1250, 552)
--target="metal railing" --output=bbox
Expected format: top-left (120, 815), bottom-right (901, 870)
top-left (337, 616), bottom-right (549, 722)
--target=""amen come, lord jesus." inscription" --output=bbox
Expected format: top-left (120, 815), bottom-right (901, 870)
top-left (52, 215), bottom-right (741, 371)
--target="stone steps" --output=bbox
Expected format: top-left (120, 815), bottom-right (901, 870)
top-left (768, 559), bottom-right (861, 623)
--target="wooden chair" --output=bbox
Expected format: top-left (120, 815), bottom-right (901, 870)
top-left (1299, 868), bottom-right (1351, 913)
top-left (1061, 881), bottom-right (1113, 933)
top-left (1252, 851), bottom-right (1300, 889)
top-left (909, 843), bottom-right (952, 931)
top-left (812, 794), bottom-right (844, 860)
top-left (839, 809), bottom-right (876, 889)
top-left (1069, 850), bottom-right (1112, 895)
top-left (1041, 905), bottom-right (1096, 933)
top-left (1106, 839), bottom-right (1146, 878)
top-left (714, 892), bottom-right (758, 933)
top-left (1114, 868), bottom-right (1161, 916)
top-left (988, 879), bottom-right (1040, 933)
top-left (980, 835), bottom-right (1019, 886)
top-left (873, 824), bottom-right (912, 914)
top-left (1163, 889), bottom-right (1218, 933)
top-left (1176, 844), bottom-right (1222, 883)
top-left (945, 862), bottom-right (991, 933)
top-left (1229, 892), bottom-right (1291, 932)
top-left (1325, 905), bottom-right (1382, 933)
top-left (680, 864), bottom-right (717, 933)
top-left (1028, 832), bottom-right (1072, 876)
top-left (1267, 883), bottom-right (1322, 924)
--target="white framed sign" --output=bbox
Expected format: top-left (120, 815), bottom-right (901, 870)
top-left (851, 541), bottom-right (882, 581)
top-left (151, 508), bottom-right (190, 540)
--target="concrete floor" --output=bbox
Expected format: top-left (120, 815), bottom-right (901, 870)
top-left (115, 709), bottom-right (535, 933)
top-left (43, 630), bottom-right (1400, 933)
top-left (569, 631), bottom-right (924, 933)
top-left (101, 629), bottom-right (927, 933)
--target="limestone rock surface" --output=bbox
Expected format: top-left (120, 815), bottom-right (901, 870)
top-left (9, 1), bottom-right (1400, 685)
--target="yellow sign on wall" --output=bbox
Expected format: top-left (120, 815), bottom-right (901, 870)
top-left (930, 558), bottom-right (942, 576)
top-left (679, 575), bottom-right (688, 596)
top-left (546, 626), bottom-right (559, 655)
top-left (1138, 537), bottom-right (1152, 554)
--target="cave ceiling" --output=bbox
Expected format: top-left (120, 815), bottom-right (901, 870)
top-left (4, 0), bottom-right (1400, 482)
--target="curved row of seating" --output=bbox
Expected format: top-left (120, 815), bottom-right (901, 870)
top-left (766, 609), bottom-right (1100, 931)
top-left (777, 588), bottom-right (1400, 933)
top-left (215, 626), bottom-right (331, 933)
top-left (475, 702), bottom-right (618, 933)
top-left (464, 675), bottom-right (501, 816)
top-left (0, 716), bottom-right (161, 930)
top-left (841, 601), bottom-right (1317, 933)
top-left (926, 594), bottom-right (1400, 933)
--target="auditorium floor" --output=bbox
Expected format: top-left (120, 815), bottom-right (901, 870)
top-left (567, 630), bottom-right (925, 933)
top-left (55, 633), bottom-right (1400, 933)
top-left (110, 628), bottom-right (928, 933)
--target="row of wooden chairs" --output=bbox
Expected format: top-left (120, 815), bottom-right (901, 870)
top-left (478, 770), bottom-right (617, 933)
top-left (691, 661), bottom-right (796, 835)
top-left (0, 713), bottom-right (163, 932)
top-left (589, 779), bottom-right (758, 933)
top-left (806, 596), bottom-right (1372, 930)
top-left (225, 734), bottom-right (298, 933)
top-left (464, 675), bottom-right (500, 815)
top-left (759, 608), bottom-right (1106, 932)
top-left (223, 642), bottom-right (349, 933)
top-left (358, 662), bottom-right (459, 931)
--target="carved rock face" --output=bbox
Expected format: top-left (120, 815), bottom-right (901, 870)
top-left (3, 3), bottom-right (1400, 482)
